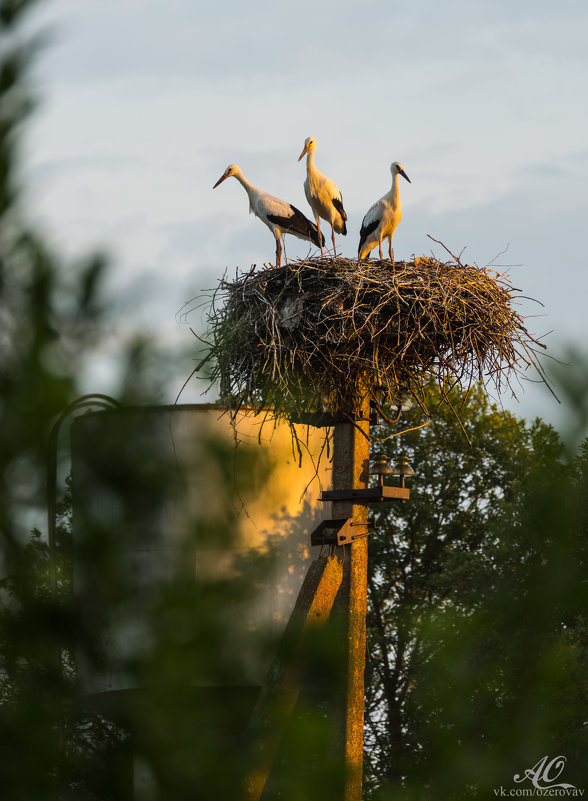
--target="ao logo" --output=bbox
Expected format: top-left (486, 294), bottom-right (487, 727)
top-left (514, 756), bottom-right (576, 790)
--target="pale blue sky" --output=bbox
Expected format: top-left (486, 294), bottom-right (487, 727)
top-left (21, 0), bottom-right (588, 428)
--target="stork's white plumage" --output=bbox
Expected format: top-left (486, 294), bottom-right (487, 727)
top-left (358, 162), bottom-right (411, 262)
top-left (298, 136), bottom-right (347, 256)
top-left (213, 164), bottom-right (324, 267)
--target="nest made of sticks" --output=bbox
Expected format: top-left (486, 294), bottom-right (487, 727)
top-left (197, 255), bottom-right (549, 425)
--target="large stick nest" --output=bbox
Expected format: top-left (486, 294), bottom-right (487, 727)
top-left (198, 256), bottom-right (548, 423)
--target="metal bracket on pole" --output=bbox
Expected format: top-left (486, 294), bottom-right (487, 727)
top-left (310, 517), bottom-right (375, 547)
top-left (320, 486), bottom-right (410, 504)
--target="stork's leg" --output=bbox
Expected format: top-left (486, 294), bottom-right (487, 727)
top-left (316, 217), bottom-right (323, 256)
top-left (282, 236), bottom-right (288, 264)
top-left (275, 236), bottom-right (282, 268)
top-left (389, 238), bottom-right (395, 265)
top-left (331, 223), bottom-right (337, 257)
top-left (378, 240), bottom-right (383, 260)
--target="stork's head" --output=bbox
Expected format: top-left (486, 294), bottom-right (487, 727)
top-left (213, 164), bottom-right (241, 188)
top-left (391, 161), bottom-right (411, 183)
top-left (298, 136), bottom-right (317, 161)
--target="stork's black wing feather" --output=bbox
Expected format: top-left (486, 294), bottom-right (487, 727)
top-left (358, 218), bottom-right (379, 255)
top-left (268, 205), bottom-right (325, 248)
top-left (332, 196), bottom-right (347, 235)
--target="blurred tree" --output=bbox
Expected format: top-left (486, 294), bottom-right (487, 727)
top-left (0, 2), bottom-right (129, 798)
top-left (364, 385), bottom-right (588, 799)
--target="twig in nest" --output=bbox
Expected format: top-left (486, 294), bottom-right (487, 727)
top-left (196, 254), bottom-right (555, 443)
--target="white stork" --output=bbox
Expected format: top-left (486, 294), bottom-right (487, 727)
top-left (213, 164), bottom-right (324, 267)
top-left (358, 161), bottom-right (411, 262)
top-left (298, 136), bottom-right (347, 257)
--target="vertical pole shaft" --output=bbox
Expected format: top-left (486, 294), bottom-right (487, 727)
top-left (331, 393), bottom-right (371, 801)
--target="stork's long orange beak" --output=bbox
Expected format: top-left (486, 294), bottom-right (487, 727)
top-left (213, 172), bottom-right (228, 189)
top-left (298, 144), bottom-right (309, 162)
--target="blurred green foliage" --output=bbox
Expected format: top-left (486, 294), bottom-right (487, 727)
top-left (0, 2), bottom-right (128, 797)
top-left (365, 386), bottom-right (588, 799)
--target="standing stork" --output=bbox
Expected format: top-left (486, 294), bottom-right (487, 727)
top-left (298, 136), bottom-right (347, 256)
top-left (358, 161), bottom-right (411, 262)
top-left (213, 164), bottom-right (324, 268)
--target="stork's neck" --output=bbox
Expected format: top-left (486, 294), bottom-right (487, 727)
top-left (234, 172), bottom-right (259, 205)
top-left (306, 148), bottom-right (316, 172)
top-left (390, 172), bottom-right (400, 205)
